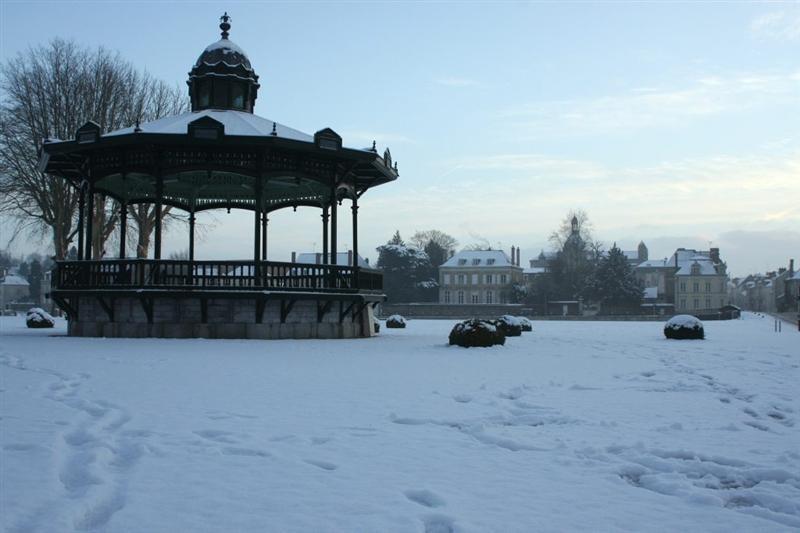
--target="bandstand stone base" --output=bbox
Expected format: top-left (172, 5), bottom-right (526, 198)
top-left (66, 295), bottom-right (377, 340)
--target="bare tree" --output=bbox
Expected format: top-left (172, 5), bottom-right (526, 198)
top-left (0, 39), bottom-right (186, 259)
top-left (548, 209), bottom-right (598, 251)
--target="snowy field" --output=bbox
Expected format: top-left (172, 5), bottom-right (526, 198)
top-left (1, 314), bottom-right (798, 532)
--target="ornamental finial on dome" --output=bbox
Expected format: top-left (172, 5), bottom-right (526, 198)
top-left (220, 12), bottom-right (231, 39)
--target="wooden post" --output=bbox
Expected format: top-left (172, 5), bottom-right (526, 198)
top-left (321, 206), bottom-right (329, 264)
top-left (119, 201), bottom-right (127, 258)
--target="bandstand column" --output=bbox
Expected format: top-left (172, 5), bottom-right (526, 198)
top-left (154, 172), bottom-right (163, 260)
top-left (119, 201), bottom-right (127, 258)
top-left (85, 180), bottom-right (95, 260)
top-left (254, 178), bottom-right (262, 263)
top-left (351, 189), bottom-right (359, 267)
top-left (188, 210), bottom-right (196, 261)
top-left (321, 206), bottom-right (329, 264)
top-left (261, 214), bottom-right (268, 260)
top-left (77, 181), bottom-right (86, 260)
top-left (330, 185), bottom-right (338, 265)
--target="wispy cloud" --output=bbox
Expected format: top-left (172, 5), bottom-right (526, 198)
top-left (751, 10), bottom-right (800, 41)
top-left (340, 130), bottom-right (414, 147)
top-left (497, 71), bottom-right (800, 138)
top-left (434, 76), bottom-right (479, 87)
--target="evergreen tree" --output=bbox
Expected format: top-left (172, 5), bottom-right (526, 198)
top-left (18, 261), bottom-right (29, 279)
top-left (376, 232), bottom-right (437, 302)
top-left (388, 230), bottom-right (404, 245)
top-left (585, 244), bottom-right (643, 312)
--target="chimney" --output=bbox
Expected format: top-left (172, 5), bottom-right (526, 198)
top-left (710, 247), bottom-right (720, 264)
top-left (348, 250), bottom-right (354, 267)
top-left (511, 246), bottom-right (516, 265)
top-left (790, 259), bottom-right (795, 275)
top-left (291, 251), bottom-right (296, 263)
top-left (517, 247), bottom-right (521, 266)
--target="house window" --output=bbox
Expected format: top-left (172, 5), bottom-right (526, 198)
top-left (680, 299), bottom-right (686, 309)
top-left (680, 282), bottom-right (686, 292)
top-left (693, 282), bottom-right (699, 293)
top-left (471, 293), bottom-right (479, 304)
top-left (486, 291), bottom-right (493, 304)
top-left (443, 274), bottom-right (450, 285)
top-left (693, 298), bottom-right (699, 309)
top-left (486, 274), bottom-right (492, 284)
top-left (458, 259), bottom-right (467, 266)
top-left (472, 274), bottom-right (478, 284)
top-left (705, 282), bottom-right (711, 292)
top-left (500, 274), bottom-right (507, 284)
top-left (458, 291), bottom-right (464, 304)
top-left (487, 259), bottom-right (495, 265)
top-left (472, 258), bottom-right (480, 265)
top-left (444, 291), bottom-right (450, 304)
top-left (458, 274), bottom-right (465, 284)
top-left (705, 298), bottom-right (711, 309)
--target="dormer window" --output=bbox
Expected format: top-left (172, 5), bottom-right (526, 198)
top-left (487, 259), bottom-right (495, 265)
top-left (472, 258), bottom-right (480, 265)
top-left (458, 259), bottom-right (467, 266)
top-left (198, 81), bottom-right (211, 107)
top-left (231, 83), bottom-right (245, 110)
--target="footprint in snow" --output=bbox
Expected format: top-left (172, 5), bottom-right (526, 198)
top-left (422, 514), bottom-right (455, 533)
top-left (304, 459), bottom-right (338, 471)
top-left (404, 489), bottom-right (446, 508)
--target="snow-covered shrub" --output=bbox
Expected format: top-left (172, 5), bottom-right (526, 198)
top-left (386, 314), bottom-right (407, 329)
top-left (26, 307), bottom-right (55, 329)
top-left (449, 319), bottom-right (505, 348)
top-left (373, 317), bottom-right (380, 334)
top-left (516, 316), bottom-right (533, 332)
top-left (664, 315), bottom-right (704, 340)
top-left (493, 316), bottom-right (522, 337)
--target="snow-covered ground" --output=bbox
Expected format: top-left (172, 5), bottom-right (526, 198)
top-left (1, 313), bottom-right (798, 532)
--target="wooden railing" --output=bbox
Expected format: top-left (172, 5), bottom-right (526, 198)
top-left (54, 260), bottom-right (383, 292)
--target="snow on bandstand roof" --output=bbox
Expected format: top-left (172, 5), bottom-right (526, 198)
top-left (105, 110), bottom-right (313, 143)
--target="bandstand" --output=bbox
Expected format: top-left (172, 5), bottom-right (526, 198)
top-left (39, 14), bottom-right (397, 339)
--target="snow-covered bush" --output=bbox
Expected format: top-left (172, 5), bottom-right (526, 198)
top-left (373, 317), bottom-right (380, 334)
top-left (386, 314), bottom-right (406, 329)
top-left (664, 315), bottom-right (704, 340)
top-left (449, 319), bottom-right (505, 348)
top-left (493, 315), bottom-right (522, 337)
top-left (26, 307), bottom-right (55, 329)
top-left (516, 316), bottom-right (533, 332)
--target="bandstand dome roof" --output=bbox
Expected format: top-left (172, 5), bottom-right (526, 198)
top-left (195, 38), bottom-right (253, 72)
top-left (38, 13), bottom-right (398, 216)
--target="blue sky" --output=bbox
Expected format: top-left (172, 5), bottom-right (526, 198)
top-left (2, 1), bottom-right (799, 275)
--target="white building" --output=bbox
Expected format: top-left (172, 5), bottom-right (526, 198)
top-left (672, 248), bottom-right (728, 314)
top-left (439, 250), bottom-right (523, 305)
